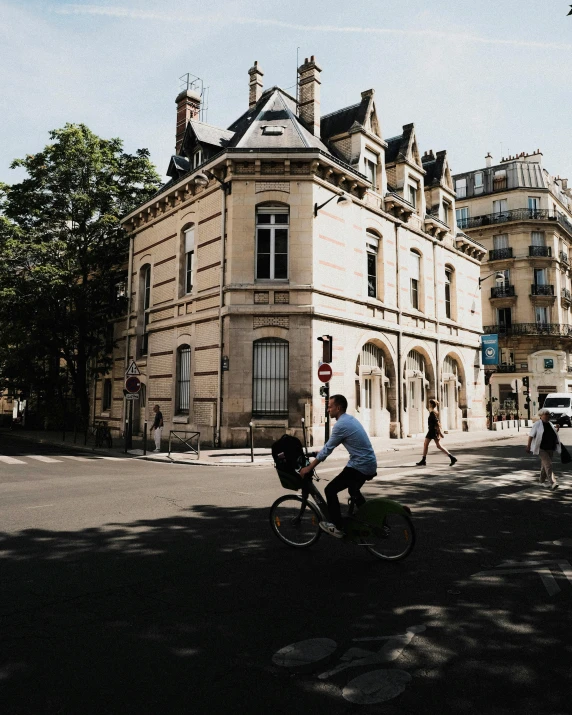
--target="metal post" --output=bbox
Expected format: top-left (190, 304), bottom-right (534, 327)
top-left (324, 382), bottom-right (330, 442)
top-left (516, 389), bottom-right (520, 432)
top-left (143, 421), bottom-right (147, 455)
top-left (301, 417), bottom-right (308, 457)
top-left (489, 382), bottom-right (493, 431)
top-left (249, 421), bottom-right (254, 463)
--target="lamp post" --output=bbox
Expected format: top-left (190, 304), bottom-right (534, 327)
top-left (479, 272), bottom-right (505, 430)
top-left (314, 192), bottom-right (351, 217)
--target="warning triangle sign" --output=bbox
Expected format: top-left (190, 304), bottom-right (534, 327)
top-left (125, 360), bottom-right (141, 376)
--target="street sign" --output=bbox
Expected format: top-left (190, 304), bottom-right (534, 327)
top-left (510, 378), bottom-right (523, 393)
top-left (318, 364), bottom-right (333, 383)
top-left (125, 375), bottom-right (141, 394)
top-left (125, 393), bottom-right (140, 401)
top-left (125, 361), bottom-right (141, 376)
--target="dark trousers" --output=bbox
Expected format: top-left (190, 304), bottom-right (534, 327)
top-left (324, 466), bottom-right (369, 528)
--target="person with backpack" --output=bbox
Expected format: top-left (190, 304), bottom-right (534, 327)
top-left (299, 394), bottom-right (377, 538)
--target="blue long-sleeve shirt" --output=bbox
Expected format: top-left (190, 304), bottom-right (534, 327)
top-left (317, 412), bottom-right (377, 476)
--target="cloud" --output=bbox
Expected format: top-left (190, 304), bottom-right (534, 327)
top-left (54, 4), bottom-right (572, 51)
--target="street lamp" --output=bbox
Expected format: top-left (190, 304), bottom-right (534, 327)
top-left (479, 270), bottom-right (505, 288)
top-left (314, 192), bottom-right (351, 217)
top-left (193, 170), bottom-right (231, 193)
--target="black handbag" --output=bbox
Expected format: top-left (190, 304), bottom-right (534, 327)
top-left (561, 444), bottom-right (571, 464)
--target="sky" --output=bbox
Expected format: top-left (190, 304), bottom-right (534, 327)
top-left (1, 0), bottom-right (571, 187)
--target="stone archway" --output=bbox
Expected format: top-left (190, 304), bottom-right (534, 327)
top-left (402, 345), bottom-right (436, 436)
top-left (354, 337), bottom-right (396, 438)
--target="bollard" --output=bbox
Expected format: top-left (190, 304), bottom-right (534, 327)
top-left (143, 422), bottom-right (147, 455)
top-left (249, 421), bottom-right (254, 463)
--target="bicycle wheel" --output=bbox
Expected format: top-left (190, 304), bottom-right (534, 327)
top-left (362, 512), bottom-right (415, 561)
top-left (269, 495), bottom-right (322, 548)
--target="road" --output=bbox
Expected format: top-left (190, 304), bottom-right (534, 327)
top-left (1, 431), bottom-right (571, 714)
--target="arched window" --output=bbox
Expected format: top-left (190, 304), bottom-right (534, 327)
top-left (252, 338), bottom-right (289, 417)
top-left (256, 206), bottom-right (289, 280)
top-left (410, 250), bottom-right (421, 310)
top-left (176, 345), bottom-right (191, 415)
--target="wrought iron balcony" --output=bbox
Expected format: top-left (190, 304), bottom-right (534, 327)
top-left (531, 284), bottom-right (554, 296)
top-left (490, 285), bottom-right (516, 298)
top-left (568, 366), bottom-right (572, 373)
top-left (562, 288), bottom-right (571, 301)
top-left (489, 247), bottom-right (513, 261)
top-left (529, 245), bottom-right (552, 257)
top-left (560, 251), bottom-right (570, 265)
top-left (461, 208), bottom-right (572, 236)
top-left (484, 323), bottom-right (572, 337)
top-left (496, 364), bottom-right (516, 373)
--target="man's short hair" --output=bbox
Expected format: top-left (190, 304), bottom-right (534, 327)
top-left (330, 394), bottom-right (348, 412)
top-left (538, 407), bottom-right (550, 416)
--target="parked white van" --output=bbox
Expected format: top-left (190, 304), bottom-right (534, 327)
top-left (543, 393), bottom-right (572, 426)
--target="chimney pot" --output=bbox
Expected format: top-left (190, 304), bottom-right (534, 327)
top-left (248, 60), bottom-right (264, 108)
top-left (175, 88), bottom-right (201, 155)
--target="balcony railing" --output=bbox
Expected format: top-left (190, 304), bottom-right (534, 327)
top-left (496, 364), bottom-right (516, 373)
top-left (484, 323), bottom-right (572, 337)
top-left (560, 251), bottom-right (570, 265)
top-left (562, 288), bottom-right (571, 300)
top-left (491, 285), bottom-right (516, 298)
top-left (531, 284), bottom-right (554, 296)
top-left (529, 245), bottom-right (552, 257)
top-left (461, 208), bottom-right (572, 235)
top-left (489, 247), bottom-right (513, 261)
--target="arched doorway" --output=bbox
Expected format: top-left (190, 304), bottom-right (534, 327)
top-left (355, 343), bottom-right (390, 437)
top-left (406, 349), bottom-right (427, 435)
top-left (441, 355), bottom-right (460, 431)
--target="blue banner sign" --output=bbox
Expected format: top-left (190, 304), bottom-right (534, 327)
top-left (481, 334), bottom-right (499, 365)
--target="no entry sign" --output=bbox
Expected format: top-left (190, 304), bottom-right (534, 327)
top-left (125, 375), bottom-right (141, 394)
top-left (317, 364), bottom-right (333, 383)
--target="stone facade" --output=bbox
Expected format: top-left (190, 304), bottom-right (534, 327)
top-left (453, 151), bottom-right (572, 418)
top-left (94, 58), bottom-right (487, 447)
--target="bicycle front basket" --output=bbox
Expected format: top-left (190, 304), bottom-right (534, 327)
top-left (275, 464), bottom-right (304, 491)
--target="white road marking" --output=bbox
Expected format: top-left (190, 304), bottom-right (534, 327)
top-left (25, 504), bottom-right (55, 509)
top-left (57, 455), bottom-right (95, 461)
top-left (471, 560), bottom-right (572, 597)
top-left (26, 455), bottom-right (63, 463)
top-left (99, 456), bottom-right (124, 461)
top-left (0, 455), bottom-right (26, 464)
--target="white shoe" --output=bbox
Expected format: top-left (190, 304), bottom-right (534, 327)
top-left (153, 449), bottom-right (161, 453)
top-left (319, 521), bottom-right (345, 539)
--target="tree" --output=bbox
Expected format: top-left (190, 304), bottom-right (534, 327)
top-left (0, 123), bottom-right (161, 424)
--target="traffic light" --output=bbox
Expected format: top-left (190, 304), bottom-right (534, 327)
top-left (318, 335), bottom-right (333, 363)
top-left (522, 376), bottom-right (529, 388)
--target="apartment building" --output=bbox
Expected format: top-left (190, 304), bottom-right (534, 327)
top-left (454, 151), bottom-right (572, 414)
top-left (96, 57), bottom-right (486, 447)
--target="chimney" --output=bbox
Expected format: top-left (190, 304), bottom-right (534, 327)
top-left (485, 152), bottom-right (493, 168)
top-left (248, 61), bottom-right (264, 108)
top-left (297, 55), bottom-right (322, 137)
top-left (175, 88), bottom-right (201, 154)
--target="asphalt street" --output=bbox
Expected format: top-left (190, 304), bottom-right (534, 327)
top-left (1, 431), bottom-right (571, 714)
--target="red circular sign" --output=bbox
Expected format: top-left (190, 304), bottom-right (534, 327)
top-left (317, 364), bottom-right (333, 383)
top-left (125, 376), bottom-right (141, 393)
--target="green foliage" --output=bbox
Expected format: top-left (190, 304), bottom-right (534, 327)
top-left (0, 123), bottom-right (161, 418)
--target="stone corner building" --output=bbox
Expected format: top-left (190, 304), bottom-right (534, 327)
top-left (98, 57), bottom-right (486, 447)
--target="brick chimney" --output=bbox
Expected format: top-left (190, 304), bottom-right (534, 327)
top-left (298, 55), bottom-right (322, 137)
top-left (175, 88), bottom-right (201, 154)
top-left (248, 61), bottom-right (264, 108)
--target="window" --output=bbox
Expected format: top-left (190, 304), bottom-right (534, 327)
top-left (531, 231), bottom-right (545, 246)
top-left (492, 199), bottom-right (508, 218)
top-left (534, 268), bottom-right (547, 286)
top-left (141, 265), bottom-right (151, 356)
top-left (442, 201), bottom-right (450, 226)
top-left (366, 232), bottom-right (379, 298)
top-left (252, 338), bottom-right (289, 417)
top-left (193, 149), bottom-right (203, 168)
top-left (528, 196), bottom-right (540, 215)
top-left (500, 269), bottom-right (510, 288)
top-left (456, 207), bottom-right (469, 229)
top-left (364, 149), bottom-right (378, 189)
top-left (184, 227), bottom-right (195, 294)
top-left (256, 207), bottom-right (289, 280)
top-left (455, 178), bottom-right (466, 198)
top-left (474, 172), bottom-right (483, 193)
top-left (500, 348), bottom-right (514, 366)
top-left (497, 307), bottom-right (512, 329)
top-left (493, 234), bottom-right (509, 250)
top-left (176, 345), bottom-right (191, 414)
top-left (102, 379), bottom-right (112, 411)
top-left (410, 250), bottom-right (421, 310)
top-left (408, 182), bottom-right (418, 208)
top-left (535, 306), bottom-right (549, 324)
top-left (445, 268), bottom-right (452, 319)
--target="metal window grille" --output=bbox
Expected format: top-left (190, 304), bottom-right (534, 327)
top-left (252, 338), bottom-right (289, 417)
top-left (176, 346), bottom-right (191, 414)
top-left (360, 343), bottom-right (384, 369)
top-left (407, 350), bottom-right (425, 373)
top-left (443, 355), bottom-right (458, 377)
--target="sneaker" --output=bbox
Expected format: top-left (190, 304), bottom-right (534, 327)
top-left (450, 456), bottom-right (457, 467)
top-left (416, 459), bottom-right (426, 466)
top-left (153, 448), bottom-right (161, 453)
top-left (550, 482), bottom-right (559, 491)
top-left (319, 521), bottom-right (345, 539)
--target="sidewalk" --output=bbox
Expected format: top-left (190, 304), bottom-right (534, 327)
top-left (1, 425), bottom-right (527, 467)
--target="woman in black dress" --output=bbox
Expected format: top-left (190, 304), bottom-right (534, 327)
top-left (416, 399), bottom-right (457, 466)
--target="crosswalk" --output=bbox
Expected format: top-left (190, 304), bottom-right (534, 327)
top-left (0, 454), bottom-right (124, 465)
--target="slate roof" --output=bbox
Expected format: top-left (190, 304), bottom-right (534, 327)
top-left (166, 155), bottom-right (190, 180)
top-left (384, 124), bottom-right (415, 164)
top-left (189, 121), bottom-right (234, 148)
top-left (320, 101), bottom-right (364, 140)
top-left (422, 150), bottom-right (447, 187)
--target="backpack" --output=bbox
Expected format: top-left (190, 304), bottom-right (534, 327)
top-left (271, 434), bottom-right (307, 491)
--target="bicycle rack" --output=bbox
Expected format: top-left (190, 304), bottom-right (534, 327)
top-left (167, 430), bottom-right (201, 460)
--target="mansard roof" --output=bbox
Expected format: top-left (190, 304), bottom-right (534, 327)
top-left (422, 150), bottom-right (453, 190)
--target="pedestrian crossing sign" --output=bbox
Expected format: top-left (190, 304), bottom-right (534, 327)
top-left (125, 361), bottom-right (141, 376)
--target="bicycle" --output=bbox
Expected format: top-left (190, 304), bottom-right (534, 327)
top-left (93, 421), bottom-right (113, 449)
top-left (269, 453), bottom-right (416, 561)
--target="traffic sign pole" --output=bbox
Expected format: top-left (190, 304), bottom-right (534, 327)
top-left (324, 382), bottom-right (330, 442)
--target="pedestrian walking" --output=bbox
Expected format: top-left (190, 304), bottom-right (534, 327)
top-left (416, 398), bottom-right (457, 467)
top-left (526, 408), bottom-right (560, 490)
top-left (151, 404), bottom-right (164, 452)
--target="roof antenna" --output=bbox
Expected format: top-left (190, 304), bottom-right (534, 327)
top-left (179, 73), bottom-right (208, 122)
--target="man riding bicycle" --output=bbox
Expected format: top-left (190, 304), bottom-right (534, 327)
top-left (299, 393), bottom-right (377, 538)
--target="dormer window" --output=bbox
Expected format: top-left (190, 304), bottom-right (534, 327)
top-left (193, 149), bottom-right (203, 168)
top-left (408, 181), bottom-right (418, 209)
top-left (262, 126), bottom-right (285, 136)
top-left (364, 149), bottom-right (379, 191)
